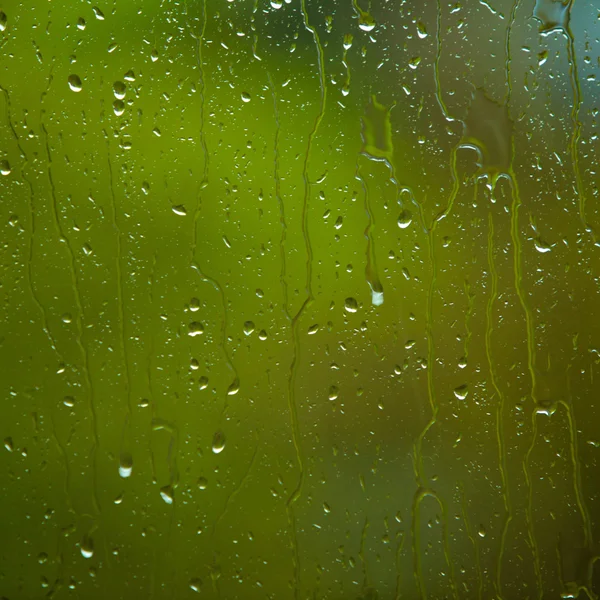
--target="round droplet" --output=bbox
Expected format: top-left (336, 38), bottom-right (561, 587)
top-left (328, 385), bottom-right (339, 401)
top-left (188, 321), bottom-right (204, 337)
top-left (113, 100), bottom-right (125, 116)
top-left (189, 297), bottom-right (200, 312)
top-left (76, 17), bottom-right (86, 30)
top-left (343, 34), bottom-right (353, 50)
top-left (270, 0), bottom-right (283, 8)
top-left (458, 357), bottom-right (467, 369)
top-left (241, 92), bottom-right (251, 103)
top-left (172, 205), bottom-right (187, 216)
top-left (534, 238), bottom-right (552, 253)
top-left (397, 210), bottom-right (412, 229)
top-left (344, 297), bottom-right (358, 313)
top-left (0, 160), bottom-right (11, 176)
top-left (68, 74), bottom-right (82, 92)
top-left (189, 578), bottom-right (203, 593)
top-left (212, 430), bottom-right (226, 454)
top-left (454, 384), bottom-right (468, 400)
top-left (62, 313), bottom-right (72, 324)
top-left (80, 535), bottom-right (94, 558)
top-left (416, 21), bottom-right (428, 38)
top-left (38, 552), bottom-right (48, 564)
top-left (258, 329), bottom-right (268, 340)
top-left (477, 525), bottom-right (486, 538)
top-left (243, 321), bottom-right (255, 336)
top-left (190, 358), bottom-right (199, 370)
top-left (197, 477), bottom-right (208, 490)
top-left (112, 81), bottom-right (126, 100)
top-left (119, 452), bottom-right (133, 478)
top-left (358, 16), bottom-right (376, 32)
top-left (63, 395), bottom-right (75, 408)
top-left (199, 376), bottom-right (208, 390)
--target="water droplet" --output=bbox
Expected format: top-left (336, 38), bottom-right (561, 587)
top-left (241, 92), bottom-right (251, 103)
top-left (408, 56), bottom-right (422, 70)
top-left (358, 16), bottom-right (376, 32)
top-left (227, 379), bottom-right (240, 396)
top-left (68, 74), bottom-right (82, 92)
top-left (397, 210), bottom-right (412, 229)
top-left (0, 160), bottom-right (11, 176)
top-left (477, 525), bottom-right (486, 538)
top-left (343, 34), bottom-right (353, 49)
top-left (119, 452), bottom-right (133, 478)
top-left (534, 238), bottom-right (552, 253)
top-left (0, 12), bottom-right (7, 32)
top-left (38, 552), bottom-right (48, 564)
top-left (454, 384), bottom-right (468, 400)
top-left (124, 70), bottom-right (136, 82)
top-left (113, 81), bottom-right (126, 100)
top-left (113, 100), bottom-right (125, 116)
top-left (328, 385), bottom-right (339, 401)
top-left (270, 0), bottom-right (283, 9)
top-left (243, 321), bottom-right (255, 336)
top-left (62, 313), bottom-right (72, 324)
top-left (199, 376), bottom-right (209, 390)
top-left (458, 357), bottom-right (467, 369)
top-left (538, 50), bottom-right (548, 66)
top-left (344, 297), bottom-right (358, 313)
top-left (533, 0), bottom-right (570, 34)
top-left (258, 329), bottom-right (268, 340)
top-left (76, 17), bottom-right (86, 30)
top-left (4, 437), bottom-right (13, 452)
top-left (189, 578), bottom-right (203, 593)
top-left (308, 324), bottom-right (319, 335)
top-left (160, 485), bottom-right (174, 504)
top-left (172, 205), bottom-right (187, 216)
top-left (417, 21), bottom-right (428, 38)
top-left (63, 396), bottom-right (75, 407)
top-left (151, 49), bottom-right (159, 62)
top-left (80, 535), bottom-right (94, 558)
top-left (197, 477), bottom-right (208, 490)
top-left (212, 431), bottom-right (226, 454)
top-left (189, 297), bottom-right (200, 311)
top-left (188, 321), bottom-right (204, 337)
top-left (92, 6), bottom-right (105, 20)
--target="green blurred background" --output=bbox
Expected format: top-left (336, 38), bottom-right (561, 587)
top-left (1, 0), bottom-right (600, 598)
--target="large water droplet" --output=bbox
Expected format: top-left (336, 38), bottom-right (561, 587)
top-left (212, 431), bottom-right (226, 454)
top-left (68, 74), bottom-right (82, 92)
top-left (344, 297), bottom-right (358, 313)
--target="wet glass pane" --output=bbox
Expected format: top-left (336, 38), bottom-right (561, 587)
top-left (1, 1), bottom-right (599, 598)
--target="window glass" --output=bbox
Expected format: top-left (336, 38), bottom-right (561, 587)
top-left (1, 1), bottom-right (599, 598)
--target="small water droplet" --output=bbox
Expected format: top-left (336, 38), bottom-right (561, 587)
top-left (80, 535), bottom-right (94, 558)
top-left (172, 205), bottom-right (187, 216)
top-left (534, 238), bottom-right (552, 253)
top-left (119, 452), bottom-right (133, 478)
top-left (189, 297), bottom-right (200, 311)
top-left (416, 22), bottom-right (428, 38)
top-left (243, 321), bottom-right (255, 336)
top-left (113, 81), bottom-right (126, 100)
top-left (68, 74), bottom-right (82, 92)
top-left (0, 12), bottom-right (7, 31)
top-left (92, 6), bottom-right (105, 20)
top-left (0, 160), bottom-right (11, 176)
top-left (241, 92), bottom-right (251, 103)
top-left (328, 385), bottom-right (339, 401)
top-left (199, 376), bottom-right (209, 390)
top-left (63, 395), bottom-right (75, 408)
top-left (397, 210), bottom-right (412, 229)
top-left (188, 321), bottom-right (204, 337)
top-left (76, 17), bottom-right (86, 30)
top-left (197, 477), bottom-right (208, 490)
top-left (212, 431), bottom-right (226, 454)
top-left (62, 313), bottom-right (72, 324)
top-left (344, 297), bottom-right (358, 313)
top-left (308, 324), bottom-right (319, 335)
top-left (4, 437), bottom-right (13, 452)
top-left (227, 379), bottom-right (240, 396)
top-left (113, 100), bottom-right (125, 116)
top-left (189, 578), bottom-right (203, 593)
top-left (454, 384), bottom-right (468, 400)
top-left (477, 525), bottom-right (486, 538)
top-left (160, 485), bottom-right (174, 504)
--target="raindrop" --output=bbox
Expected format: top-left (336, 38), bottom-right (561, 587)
top-left (227, 379), bottom-right (240, 396)
top-left (397, 210), bottom-right (412, 229)
top-left (0, 12), bottom-right (7, 31)
top-left (534, 238), bottom-right (552, 253)
top-left (416, 22), bottom-right (428, 38)
top-left (68, 74), bottom-right (82, 92)
top-left (258, 329), bottom-right (268, 340)
top-left (243, 321), bottom-right (255, 336)
top-left (92, 6), bottom-right (105, 20)
top-left (477, 525), bottom-right (486, 538)
top-left (0, 160), bottom-right (11, 176)
top-left (76, 17), bottom-right (86, 30)
top-left (160, 485), bottom-right (174, 504)
top-left (454, 384), bottom-right (468, 400)
top-left (172, 205), bottom-right (187, 216)
top-left (189, 297), bottom-right (200, 311)
top-left (199, 376), bottom-right (208, 390)
top-left (80, 535), bottom-right (94, 558)
top-left (4, 437), bottom-right (13, 452)
top-left (113, 100), bottom-right (125, 116)
top-left (113, 81), bottom-right (126, 100)
top-left (188, 321), bottom-right (204, 337)
top-left (63, 396), bottom-right (75, 408)
top-left (189, 578), bottom-right (203, 593)
top-left (241, 92), bottom-right (251, 103)
top-left (197, 477), bottom-right (208, 490)
top-left (328, 385), bottom-right (339, 401)
top-left (119, 452), bottom-right (133, 478)
top-left (62, 313), bottom-right (72, 324)
top-left (344, 297), bottom-right (358, 313)
top-left (212, 431), bottom-right (226, 454)
top-left (308, 324), bottom-right (319, 335)
top-left (270, 0), bottom-right (283, 9)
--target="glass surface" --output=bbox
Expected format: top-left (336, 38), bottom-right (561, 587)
top-left (1, 1), bottom-right (599, 598)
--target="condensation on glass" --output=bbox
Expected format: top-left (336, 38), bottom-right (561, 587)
top-left (0, 0), bottom-right (599, 598)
